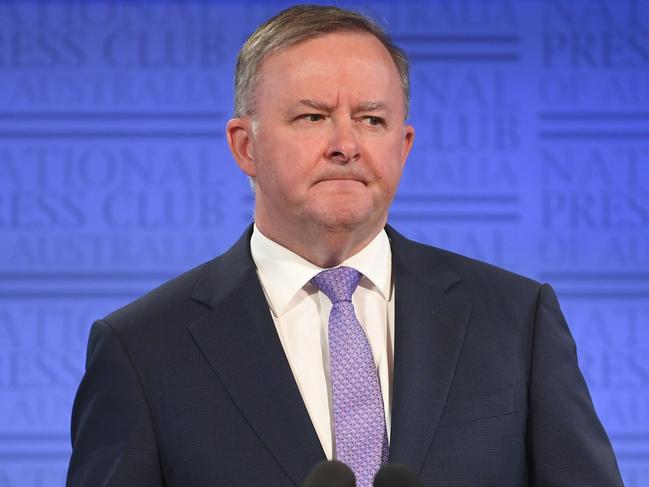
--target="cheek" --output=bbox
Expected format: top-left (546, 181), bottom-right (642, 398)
top-left (256, 152), bottom-right (309, 198)
top-left (374, 152), bottom-right (405, 183)
top-left (386, 143), bottom-right (408, 179)
top-left (257, 130), bottom-right (320, 169)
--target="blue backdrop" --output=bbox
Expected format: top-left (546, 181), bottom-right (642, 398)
top-left (0, 0), bottom-right (648, 485)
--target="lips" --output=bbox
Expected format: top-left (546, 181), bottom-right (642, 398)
top-left (315, 172), bottom-right (369, 185)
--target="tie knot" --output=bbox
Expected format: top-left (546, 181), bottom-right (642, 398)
top-left (311, 266), bottom-right (362, 304)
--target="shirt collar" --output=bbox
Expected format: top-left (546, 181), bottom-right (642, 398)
top-left (250, 224), bottom-right (392, 317)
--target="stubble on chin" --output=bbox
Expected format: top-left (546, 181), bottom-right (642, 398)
top-left (303, 197), bottom-right (386, 236)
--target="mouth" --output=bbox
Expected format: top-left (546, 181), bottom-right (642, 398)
top-left (315, 179), bottom-right (367, 190)
top-left (315, 174), bottom-right (368, 185)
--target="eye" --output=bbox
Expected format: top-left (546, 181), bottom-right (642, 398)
top-left (361, 116), bottom-right (385, 127)
top-left (302, 113), bottom-right (325, 122)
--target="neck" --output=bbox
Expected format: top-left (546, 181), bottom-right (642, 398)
top-left (254, 217), bottom-right (385, 268)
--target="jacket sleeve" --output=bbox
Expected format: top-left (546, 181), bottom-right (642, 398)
top-left (66, 319), bottom-right (164, 487)
top-left (526, 284), bottom-right (624, 486)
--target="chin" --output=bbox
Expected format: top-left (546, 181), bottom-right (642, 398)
top-left (310, 206), bottom-right (379, 233)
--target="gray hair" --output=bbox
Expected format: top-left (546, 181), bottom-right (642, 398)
top-left (233, 4), bottom-right (410, 118)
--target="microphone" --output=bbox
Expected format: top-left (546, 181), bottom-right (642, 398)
top-left (373, 463), bottom-right (423, 487)
top-left (303, 460), bottom-right (356, 487)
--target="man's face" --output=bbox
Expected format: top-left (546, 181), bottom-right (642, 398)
top-left (229, 32), bottom-right (414, 240)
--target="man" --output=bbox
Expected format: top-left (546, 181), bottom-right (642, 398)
top-left (67, 5), bottom-right (623, 487)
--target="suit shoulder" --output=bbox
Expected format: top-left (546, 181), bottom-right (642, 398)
top-left (103, 259), bottom-right (214, 334)
top-left (389, 227), bottom-right (542, 300)
top-left (103, 227), bottom-right (254, 335)
top-left (434, 244), bottom-right (539, 293)
top-left (391, 230), bottom-right (548, 340)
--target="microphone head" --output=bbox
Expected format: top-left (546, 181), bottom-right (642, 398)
top-left (303, 460), bottom-right (356, 487)
top-left (373, 463), bottom-right (423, 487)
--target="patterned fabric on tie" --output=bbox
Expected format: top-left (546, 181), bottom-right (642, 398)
top-left (311, 266), bottom-right (388, 487)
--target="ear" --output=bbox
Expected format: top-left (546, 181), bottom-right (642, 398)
top-left (226, 117), bottom-right (256, 177)
top-left (400, 124), bottom-right (415, 168)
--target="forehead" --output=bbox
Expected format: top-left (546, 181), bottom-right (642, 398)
top-left (254, 32), bottom-right (403, 110)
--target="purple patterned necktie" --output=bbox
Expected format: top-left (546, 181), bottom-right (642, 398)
top-left (311, 266), bottom-right (388, 487)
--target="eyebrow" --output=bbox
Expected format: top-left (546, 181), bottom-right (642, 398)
top-left (298, 99), bottom-right (333, 111)
top-left (296, 99), bottom-right (388, 113)
top-left (355, 101), bottom-right (388, 112)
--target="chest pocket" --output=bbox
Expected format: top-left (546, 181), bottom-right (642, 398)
top-left (439, 384), bottom-right (517, 427)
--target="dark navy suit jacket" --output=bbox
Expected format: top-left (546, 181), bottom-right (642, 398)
top-left (67, 225), bottom-right (623, 486)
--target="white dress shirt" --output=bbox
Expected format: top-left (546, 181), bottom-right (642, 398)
top-left (250, 224), bottom-right (395, 459)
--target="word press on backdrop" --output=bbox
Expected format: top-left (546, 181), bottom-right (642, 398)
top-left (0, 1), bottom-right (648, 485)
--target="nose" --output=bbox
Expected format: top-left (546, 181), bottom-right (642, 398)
top-left (326, 119), bottom-right (360, 163)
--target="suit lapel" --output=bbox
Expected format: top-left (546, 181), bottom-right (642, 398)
top-left (386, 227), bottom-right (472, 472)
top-left (187, 229), bottom-right (325, 486)
top-left (184, 226), bottom-right (472, 481)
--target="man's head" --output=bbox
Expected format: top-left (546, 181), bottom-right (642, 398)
top-left (233, 5), bottom-right (410, 118)
top-left (226, 5), bottom-right (415, 266)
